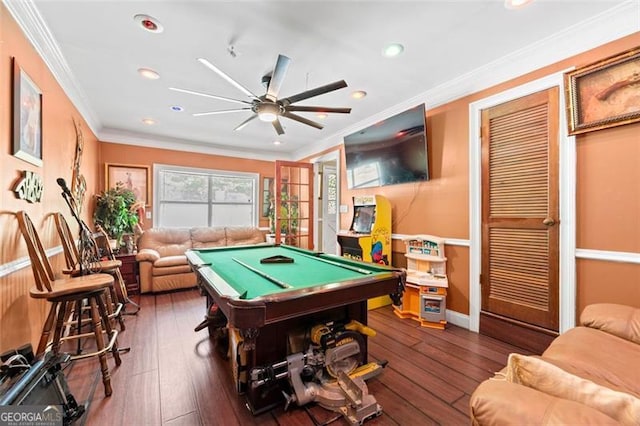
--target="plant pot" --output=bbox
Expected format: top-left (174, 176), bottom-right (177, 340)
top-left (266, 234), bottom-right (286, 244)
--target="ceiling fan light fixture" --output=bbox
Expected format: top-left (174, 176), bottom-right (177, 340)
top-left (256, 103), bottom-right (280, 122)
top-left (317, 113), bottom-right (328, 119)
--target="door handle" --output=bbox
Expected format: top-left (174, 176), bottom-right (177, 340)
top-left (542, 217), bottom-right (556, 226)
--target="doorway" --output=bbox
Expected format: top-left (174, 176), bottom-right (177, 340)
top-left (469, 72), bottom-right (577, 347)
top-left (312, 151), bottom-right (341, 255)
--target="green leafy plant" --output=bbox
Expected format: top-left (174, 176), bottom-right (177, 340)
top-left (93, 183), bottom-right (140, 245)
top-left (268, 183), bottom-right (299, 244)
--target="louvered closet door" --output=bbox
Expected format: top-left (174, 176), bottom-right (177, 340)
top-left (481, 87), bottom-right (559, 331)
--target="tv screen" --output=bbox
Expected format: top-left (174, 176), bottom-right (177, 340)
top-left (344, 104), bottom-right (428, 189)
top-left (351, 205), bottom-right (375, 234)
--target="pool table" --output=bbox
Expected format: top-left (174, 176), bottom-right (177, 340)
top-left (185, 244), bottom-right (405, 413)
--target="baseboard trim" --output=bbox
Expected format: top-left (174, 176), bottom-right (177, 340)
top-left (446, 310), bottom-right (470, 329)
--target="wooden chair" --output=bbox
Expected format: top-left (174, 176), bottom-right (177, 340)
top-left (16, 211), bottom-right (121, 396)
top-left (53, 212), bottom-right (126, 329)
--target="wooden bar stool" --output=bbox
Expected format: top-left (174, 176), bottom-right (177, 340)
top-left (53, 212), bottom-right (126, 330)
top-left (16, 211), bottom-right (121, 396)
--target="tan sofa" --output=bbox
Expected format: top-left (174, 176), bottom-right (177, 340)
top-left (136, 226), bottom-right (265, 293)
top-left (470, 303), bottom-right (640, 425)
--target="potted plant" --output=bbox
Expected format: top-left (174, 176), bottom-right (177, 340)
top-left (93, 183), bottom-right (140, 251)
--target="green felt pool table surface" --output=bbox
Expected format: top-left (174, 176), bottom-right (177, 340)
top-left (187, 244), bottom-right (394, 299)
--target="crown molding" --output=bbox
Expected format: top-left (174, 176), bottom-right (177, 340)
top-left (293, 0), bottom-right (640, 160)
top-left (5, 0), bottom-right (639, 162)
top-left (99, 128), bottom-right (292, 162)
top-left (3, 0), bottom-right (102, 137)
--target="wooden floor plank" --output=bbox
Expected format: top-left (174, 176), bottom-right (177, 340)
top-left (155, 293), bottom-right (199, 422)
top-left (62, 288), bottom-right (527, 425)
top-left (370, 335), bottom-right (475, 398)
top-left (368, 356), bottom-right (469, 425)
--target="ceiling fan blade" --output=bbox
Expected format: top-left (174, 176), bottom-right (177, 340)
top-left (285, 106), bottom-right (351, 114)
top-left (272, 118), bottom-right (285, 135)
top-left (266, 55), bottom-right (291, 102)
top-left (282, 111), bottom-right (324, 130)
top-left (169, 87), bottom-right (252, 106)
top-left (234, 114), bottom-right (258, 131)
top-left (280, 80), bottom-right (348, 105)
top-left (193, 108), bottom-right (252, 117)
top-left (197, 57), bottom-right (261, 101)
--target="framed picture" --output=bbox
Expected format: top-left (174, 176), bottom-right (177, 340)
top-left (13, 59), bottom-right (43, 166)
top-left (105, 163), bottom-right (151, 206)
top-left (565, 46), bottom-right (640, 135)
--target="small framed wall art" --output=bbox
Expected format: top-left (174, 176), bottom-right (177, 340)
top-left (105, 163), bottom-right (151, 206)
top-left (13, 58), bottom-right (43, 166)
top-left (565, 46), bottom-right (640, 135)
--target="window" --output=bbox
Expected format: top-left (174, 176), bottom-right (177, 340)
top-left (154, 165), bottom-right (259, 228)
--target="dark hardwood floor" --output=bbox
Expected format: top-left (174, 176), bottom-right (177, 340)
top-left (63, 289), bottom-right (529, 425)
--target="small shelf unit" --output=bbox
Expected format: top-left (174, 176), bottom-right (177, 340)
top-left (393, 235), bottom-right (448, 329)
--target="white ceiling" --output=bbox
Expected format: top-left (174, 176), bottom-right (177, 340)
top-left (6, 1), bottom-right (638, 161)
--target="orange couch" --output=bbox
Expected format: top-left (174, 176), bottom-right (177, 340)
top-left (470, 303), bottom-right (640, 425)
top-left (136, 226), bottom-right (265, 293)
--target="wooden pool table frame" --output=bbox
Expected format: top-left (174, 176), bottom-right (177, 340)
top-left (186, 244), bottom-right (405, 413)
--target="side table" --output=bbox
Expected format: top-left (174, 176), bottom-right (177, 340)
top-left (115, 253), bottom-right (139, 295)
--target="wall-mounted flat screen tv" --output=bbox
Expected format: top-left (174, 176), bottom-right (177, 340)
top-left (344, 104), bottom-right (428, 189)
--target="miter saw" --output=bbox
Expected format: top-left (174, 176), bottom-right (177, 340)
top-left (249, 320), bottom-right (386, 425)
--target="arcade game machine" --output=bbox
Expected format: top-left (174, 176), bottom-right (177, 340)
top-left (337, 195), bottom-right (392, 308)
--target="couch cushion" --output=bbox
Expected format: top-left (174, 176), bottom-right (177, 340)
top-left (542, 326), bottom-right (640, 398)
top-left (505, 353), bottom-right (640, 424)
top-left (225, 226), bottom-right (265, 246)
top-left (137, 228), bottom-right (192, 257)
top-left (470, 379), bottom-right (620, 425)
top-left (154, 255), bottom-right (188, 268)
top-left (581, 303), bottom-right (640, 345)
top-left (191, 227), bottom-right (226, 248)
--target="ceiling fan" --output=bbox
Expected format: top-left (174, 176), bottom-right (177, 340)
top-left (169, 55), bottom-right (352, 135)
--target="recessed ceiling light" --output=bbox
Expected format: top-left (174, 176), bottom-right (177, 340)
top-left (504, 0), bottom-right (533, 9)
top-left (134, 14), bottom-right (164, 33)
top-left (351, 90), bottom-right (367, 100)
top-left (383, 43), bottom-right (404, 58)
top-left (142, 118), bottom-right (156, 125)
top-left (170, 105), bottom-right (184, 112)
top-left (273, 140), bottom-right (282, 145)
top-left (138, 68), bottom-right (160, 80)
top-left (316, 113), bottom-right (328, 120)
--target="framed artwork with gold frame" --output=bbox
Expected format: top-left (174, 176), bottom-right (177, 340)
top-left (105, 163), bottom-right (151, 206)
top-left (564, 46), bottom-right (640, 135)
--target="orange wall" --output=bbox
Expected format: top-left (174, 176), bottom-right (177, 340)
top-left (98, 143), bottom-right (274, 230)
top-left (334, 32), bottom-right (640, 315)
top-left (0, 4), bottom-right (101, 352)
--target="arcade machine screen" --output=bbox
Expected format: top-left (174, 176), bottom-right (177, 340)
top-left (351, 205), bottom-right (375, 234)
